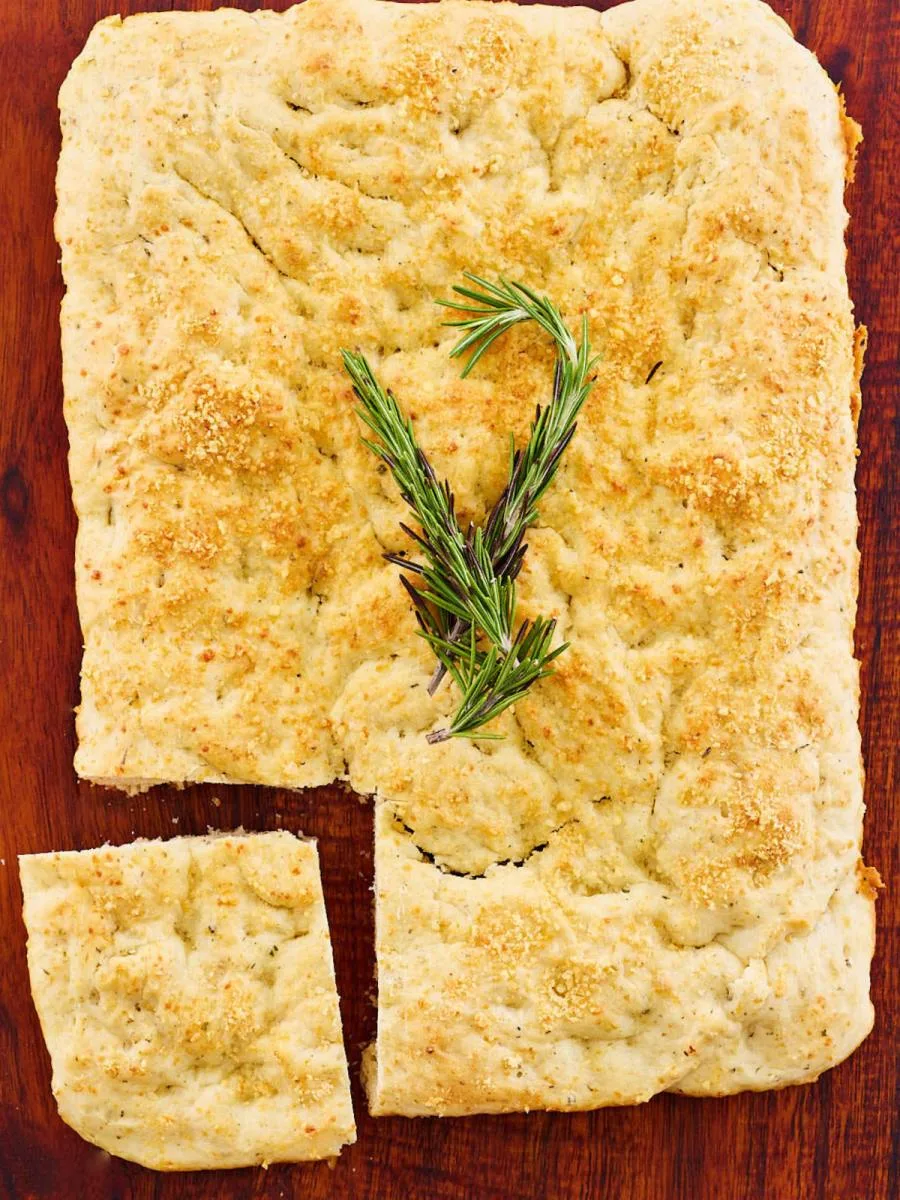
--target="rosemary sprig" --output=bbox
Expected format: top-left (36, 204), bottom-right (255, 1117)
top-left (341, 275), bottom-right (595, 742)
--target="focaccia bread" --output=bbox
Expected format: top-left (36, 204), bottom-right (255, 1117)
top-left (57, 0), bottom-right (875, 1112)
top-left (20, 833), bottom-right (355, 1168)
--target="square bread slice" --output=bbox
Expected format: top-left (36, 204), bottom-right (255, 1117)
top-left (20, 833), bottom-right (355, 1169)
top-left (57, 0), bottom-right (876, 1112)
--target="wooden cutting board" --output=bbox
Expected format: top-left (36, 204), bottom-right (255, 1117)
top-left (0, 1), bottom-right (895, 1196)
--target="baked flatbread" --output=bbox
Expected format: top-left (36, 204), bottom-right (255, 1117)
top-left (57, 0), bottom-right (875, 1113)
top-left (20, 833), bottom-right (355, 1167)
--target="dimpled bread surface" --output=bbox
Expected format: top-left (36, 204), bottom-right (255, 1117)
top-left (56, 0), bottom-right (875, 1115)
top-left (20, 833), bottom-right (355, 1168)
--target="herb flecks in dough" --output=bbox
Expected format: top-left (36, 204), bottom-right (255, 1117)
top-left (343, 276), bottom-right (596, 741)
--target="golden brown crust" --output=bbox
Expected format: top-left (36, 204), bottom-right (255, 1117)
top-left (856, 859), bottom-right (884, 901)
top-left (838, 90), bottom-right (863, 182)
top-left (852, 324), bottom-right (868, 426)
top-left (57, 0), bottom-right (874, 1115)
top-left (19, 833), bottom-right (355, 1168)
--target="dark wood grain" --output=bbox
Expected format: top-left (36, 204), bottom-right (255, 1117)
top-left (0, 1), bottom-right (896, 1197)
